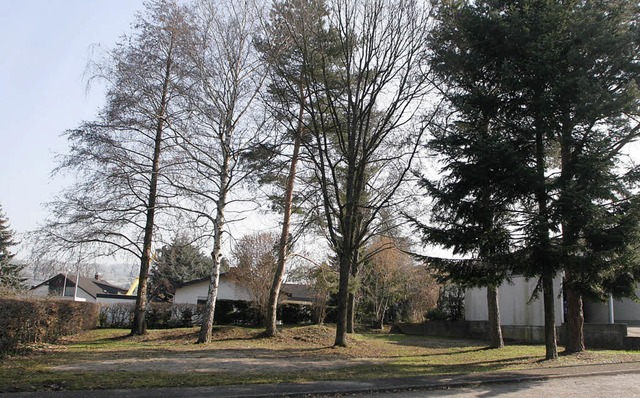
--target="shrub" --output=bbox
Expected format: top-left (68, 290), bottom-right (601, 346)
top-left (98, 302), bottom-right (203, 329)
top-left (427, 286), bottom-right (465, 321)
top-left (278, 303), bottom-right (313, 324)
top-left (98, 303), bottom-right (135, 328)
top-left (171, 304), bottom-right (197, 327)
top-left (0, 298), bottom-right (99, 357)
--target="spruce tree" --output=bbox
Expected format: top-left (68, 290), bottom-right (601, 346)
top-left (0, 205), bottom-right (25, 293)
top-left (413, 116), bottom-right (524, 348)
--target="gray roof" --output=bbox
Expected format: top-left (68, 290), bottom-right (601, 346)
top-left (31, 273), bottom-right (128, 299)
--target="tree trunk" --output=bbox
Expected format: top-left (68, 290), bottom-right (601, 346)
top-left (197, 158), bottom-right (229, 344)
top-left (347, 292), bottom-right (355, 333)
top-left (487, 285), bottom-right (504, 348)
top-left (534, 108), bottom-right (557, 360)
top-left (543, 270), bottom-right (558, 360)
top-left (131, 41), bottom-right (173, 336)
top-left (374, 298), bottom-right (387, 330)
top-left (375, 308), bottom-right (385, 330)
top-left (314, 295), bottom-right (327, 325)
top-left (265, 89), bottom-right (304, 338)
top-left (334, 253), bottom-right (351, 347)
top-left (131, 247), bottom-right (151, 336)
top-left (559, 116), bottom-right (585, 354)
top-left (197, 251), bottom-right (222, 344)
top-left (347, 249), bottom-right (360, 333)
top-left (564, 274), bottom-right (585, 353)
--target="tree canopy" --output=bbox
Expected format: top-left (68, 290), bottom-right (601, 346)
top-left (148, 236), bottom-right (213, 302)
top-left (422, 0), bottom-right (640, 358)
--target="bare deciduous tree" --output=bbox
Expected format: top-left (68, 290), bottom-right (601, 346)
top-left (166, 0), bottom-right (268, 344)
top-left (231, 231), bottom-right (279, 325)
top-left (32, 0), bottom-right (191, 335)
top-left (299, 0), bottom-right (436, 346)
top-left (360, 236), bottom-right (415, 329)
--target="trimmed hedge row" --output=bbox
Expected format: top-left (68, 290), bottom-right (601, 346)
top-left (0, 298), bottom-right (99, 357)
top-left (0, 298), bottom-right (318, 356)
top-left (98, 300), bottom-right (317, 329)
top-left (98, 302), bottom-right (197, 329)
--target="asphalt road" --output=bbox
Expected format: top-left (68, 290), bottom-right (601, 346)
top-left (334, 373), bottom-right (640, 397)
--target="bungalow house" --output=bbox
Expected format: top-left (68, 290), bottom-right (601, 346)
top-left (31, 273), bottom-right (133, 303)
top-left (173, 273), bottom-right (313, 306)
top-left (173, 273), bottom-right (252, 305)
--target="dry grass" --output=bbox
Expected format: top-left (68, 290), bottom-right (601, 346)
top-left (2, 325), bottom-right (640, 393)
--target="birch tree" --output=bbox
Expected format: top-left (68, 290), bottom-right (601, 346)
top-left (168, 0), bottom-right (268, 344)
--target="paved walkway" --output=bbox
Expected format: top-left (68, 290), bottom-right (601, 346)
top-left (2, 362), bottom-right (640, 398)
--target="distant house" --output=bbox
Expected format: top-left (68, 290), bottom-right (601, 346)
top-left (173, 273), bottom-right (313, 306)
top-left (173, 273), bottom-right (252, 305)
top-left (281, 283), bottom-right (314, 306)
top-left (31, 273), bottom-right (132, 303)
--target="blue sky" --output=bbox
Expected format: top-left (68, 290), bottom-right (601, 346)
top-left (0, 1), bottom-right (145, 239)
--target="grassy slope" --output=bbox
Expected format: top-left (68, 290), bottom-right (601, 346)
top-left (2, 325), bottom-right (640, 393)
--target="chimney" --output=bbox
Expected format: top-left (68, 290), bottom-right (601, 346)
top-left (94, 273), bottom-right (102, 281)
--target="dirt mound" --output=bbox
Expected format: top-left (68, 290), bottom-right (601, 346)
top-left (274, 325), bottom-right (337, 347)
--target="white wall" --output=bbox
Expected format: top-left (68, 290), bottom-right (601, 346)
top-left (584, 287), bottom-right (640, 325)
top-left (465, 275), bottom-right (564, 326)
top-left (613, 294), bottom-right (640, 324)
top-left (173, 277), bottom-right (252, 305)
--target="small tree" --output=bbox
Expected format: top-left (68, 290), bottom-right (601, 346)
top-left (398, 265), bottom-right (439, 323)
top-left (231, 232), bottom-right (279, 325)
top-left (0, 205), bottom-right (25, 294)
top-left (307, 261), bottom-right (339, 325)
top-left (360, 236), bottom-right (412, 329)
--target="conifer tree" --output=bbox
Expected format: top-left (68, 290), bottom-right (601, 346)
top-left (0, 205), bottom-right (25, 293)
top-left (425, 0), bottom-right (640, 359)
top-left (147, 236), bottom-right (213, 302)
top-left (256, 0), bottom-right (332, 337)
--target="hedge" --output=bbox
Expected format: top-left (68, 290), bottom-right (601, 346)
top-left (98, 300), bottom-right (317, 329)
top-left (0, 298), bottom-right (99, 357)
top-left (98, 302), bottom-right (196, 329)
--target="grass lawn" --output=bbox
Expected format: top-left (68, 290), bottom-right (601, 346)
top-left (2, 325), bottom-right (640, 393)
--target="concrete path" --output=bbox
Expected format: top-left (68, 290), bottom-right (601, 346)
top-left (2, 362), bottom-right (640, 398)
